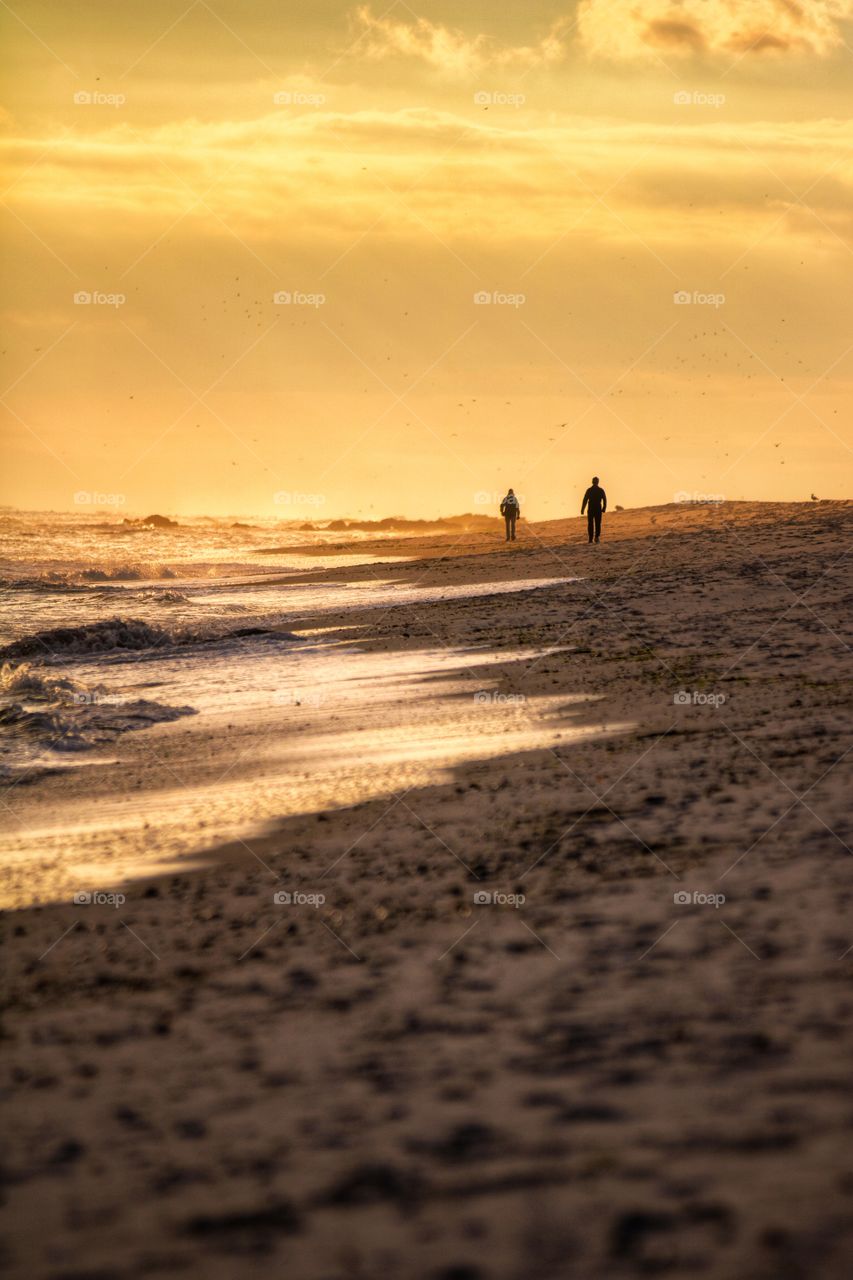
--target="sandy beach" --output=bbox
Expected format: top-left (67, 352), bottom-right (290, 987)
top-left (2, 500), bottom-right (852, 1279)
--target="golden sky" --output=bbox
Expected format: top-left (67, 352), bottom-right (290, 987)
top-left (2, 0), bottom-right (852, 518)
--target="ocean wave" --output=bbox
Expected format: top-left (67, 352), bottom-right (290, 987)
top-left (1, 662), bottom-right (83, 702)
top-left (0, 618), bottom-right (173, 660)
top-left (81, 565), bottom-right (177, 582)
top-left (0, 692), bottom-right (195, 751)
top-left (0, 573), bottom-right (85, 593)
top-left (0, 564), bottom-right (178, 591)
top-left (0, 660), bottom-right (197, 769)
top-left (144, 589), bottom-right (191, 604)
top-left (89, 523), bottom-right (141, 534)
top-left (0, 617), bottom-right (299, 661)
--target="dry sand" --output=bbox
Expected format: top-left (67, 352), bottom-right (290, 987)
top-left (2, 501), bottom-right (853, 1279)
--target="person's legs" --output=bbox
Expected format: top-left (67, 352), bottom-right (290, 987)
top-left (505, 515), bottom-right (512, 542)
top-left (594, 511), bottom-right (602, 542)
top-left (587, 510), bottom-right (594, 543)
top-left (510, 514), bottom-right (516, 541)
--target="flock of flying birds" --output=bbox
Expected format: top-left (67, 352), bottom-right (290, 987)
top-left (46, 283), bottom-right (834, 494)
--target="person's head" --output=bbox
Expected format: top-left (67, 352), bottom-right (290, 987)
top-left (592, 476), bottom-right (599, 485)
top-left (507, 488), bottom-right (514, 495)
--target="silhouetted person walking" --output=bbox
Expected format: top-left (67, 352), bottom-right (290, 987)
top-left (500, 488), bottom-right (520, 542)
top-left (581, 477), bottom-right (606, 543)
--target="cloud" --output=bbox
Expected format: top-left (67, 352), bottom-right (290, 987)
top-left (3, 109), bottom-right (851, 254)
top-left (645, 18), bottom-right (707, 52)
top-left (351, 5), bottom-right (567, 73)
top-left (348, 2), bottom-right (852, 71)
top-left (577, 0), bottom-right (853, 60)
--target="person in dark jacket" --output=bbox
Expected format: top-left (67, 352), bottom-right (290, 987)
top-left (500, 488), bottom-right (520, 541)
top-left (581, 477), bottom-right (606, 543)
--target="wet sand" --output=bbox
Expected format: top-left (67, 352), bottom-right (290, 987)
top-left (2, 501), bottom-right (853, 1279)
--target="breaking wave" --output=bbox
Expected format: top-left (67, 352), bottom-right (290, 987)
top-left (0, 618), bottom-right (173, 660)
top-left (0, 616), bottom-right (299, 662)
top-left (0, 659), bottom-right (197, 779)
top-left (0, 564), bottom-right (178, 591)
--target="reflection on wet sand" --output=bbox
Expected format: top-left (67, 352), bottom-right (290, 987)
top-left (0, 639), bottom-right (629, 908)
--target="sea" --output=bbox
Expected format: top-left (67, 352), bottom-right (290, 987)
top-left (0, 509), bottom-right (607, 905)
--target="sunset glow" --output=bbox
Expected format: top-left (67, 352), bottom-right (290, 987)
top-left (2, 1), bottom-right (852, 516)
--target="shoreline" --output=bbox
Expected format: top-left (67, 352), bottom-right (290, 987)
top-left (2, 499), bottom-right (852, 1278)
top-left (251, 499), bottom-right (843, 562)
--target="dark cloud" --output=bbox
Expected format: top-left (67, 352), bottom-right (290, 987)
top-left (727, 31), bottom-right (791, 52)
top-left (580, 0), bottom-right (853, 60)
top-left (644, 19), bottom-right (707, 51)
